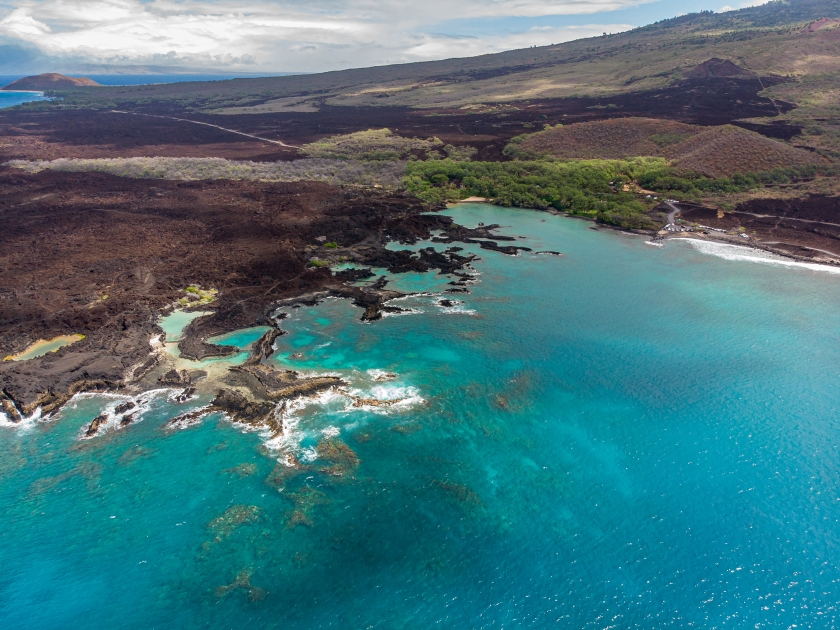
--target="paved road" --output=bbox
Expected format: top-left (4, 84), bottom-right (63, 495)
top-left (663, 201), bottom-right (680, 226)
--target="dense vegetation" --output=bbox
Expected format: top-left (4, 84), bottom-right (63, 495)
top-left (404, 158), bottom-right (664, 230)
top-left (637, 163), bottom-right (838, 196)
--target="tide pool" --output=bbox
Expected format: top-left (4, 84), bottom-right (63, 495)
top-left (2, 204), bottom-right (840, 628)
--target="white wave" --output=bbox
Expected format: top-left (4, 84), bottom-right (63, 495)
top-left (343, 384), bottom-right (425, 413)
top-left (75, 389), bottom-right (169, 439)
top-left (321, 425), bottom-right (341, 438)
top-left (367, 369), bottom-right (397, 382)
top-left (299, 446), bottom-right (318, 464)
top-left (262, 387), bottom-right (346, 453)
top-left (381, 307), bottom-right (424, 317)
top-left (645, 240), bottom-right (663, 247)
top-left (390, 292), bottom-right (436, 300)
top-left (166, 405), bottom-right (211, 431)
top-left (436, 304), bottom-right (477, 315)
top-left (677, 238), bottom-right (840, 275)
top-left (0, 409), bottom-right (36, 428)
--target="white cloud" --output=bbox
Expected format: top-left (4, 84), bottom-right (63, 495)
top-left (0, 0), bottom-right (653, 72)
top-left (402, 24), bottom-right (633, 60)
top-left (717, 0), bottom-right (769, 13)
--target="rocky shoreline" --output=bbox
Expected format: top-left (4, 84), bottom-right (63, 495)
top-left (0, 173), bottom-right (513, 423)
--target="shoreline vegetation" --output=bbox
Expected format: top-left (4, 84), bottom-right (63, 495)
top-left (8, 150), bottom-right (835, 218)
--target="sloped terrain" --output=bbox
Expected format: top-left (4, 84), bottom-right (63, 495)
top-left (3, 73), bottom-right (99, 90)
top-left (664, 125), bottom-right (824, 177)
top-left (508, 118), bottom-right (823, 177)
top-left (30, 0), bottom-right (839, 120)
top-left (508, 118), bottom-right (702, 159)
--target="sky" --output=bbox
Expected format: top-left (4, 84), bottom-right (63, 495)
top-left (0, 0), bottom-right (769, 74)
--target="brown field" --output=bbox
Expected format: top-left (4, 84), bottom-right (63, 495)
top-left (511, 118), bottom-right (701, 159)
top-left (663, 125), bottom-right (825, 177)
top-left (512, 118), bottom-right (824, 177)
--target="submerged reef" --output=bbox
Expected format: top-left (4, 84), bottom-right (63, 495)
top-left (215, 568), bottom-right (268, 603)
top-left (316, 439), bottom-right (361, 477)
top-left (206, 504), bottom-right (262, 545)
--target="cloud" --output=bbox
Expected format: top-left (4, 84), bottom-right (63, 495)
top-left (717, 0), bottom-right (769, 13)
top-left (0, 0), bottom-right (653, 73)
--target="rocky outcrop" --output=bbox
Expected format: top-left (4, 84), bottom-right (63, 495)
top-left (85, 413), bottom-right (108, 438)
top-left (114, 401), bottom-right (135, 415)
top-left (158, 369), bottom-right (191, 386)
top-left (0, 394), bottom-right (22, 423)
top-left (210, 389), bottom-right (283, 437)
top-left (244, 328), bottom-right (284, 366)
top-left (177, 334), bottom-right (238, 362)
top-left (230, 364), bottom-right (342, 400)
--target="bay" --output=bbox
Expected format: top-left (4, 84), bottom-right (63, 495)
top-left (1, 204), bottom-right (839, 628)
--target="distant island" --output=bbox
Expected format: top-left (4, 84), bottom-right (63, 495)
top-left (1, 73), bottom-right (100, 90)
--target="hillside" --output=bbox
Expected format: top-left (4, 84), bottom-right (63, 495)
top-left (30, 1), bottom-right (837, 110)
top-left (12, 0), bottom-right (835, 157)
top-left (508, 118), bottom-right (703, 160)
top-left (2, 73), bottom-right (100, 90)
top-left (663, 125), bottom-right (824, 177)
top-left (508, 118), bottom-right (824, 177)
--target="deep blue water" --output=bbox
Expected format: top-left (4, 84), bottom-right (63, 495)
top-left (0, 74), bottom-right (303, 89)
top-left (0, 90), bottom-right (48, 110)
top-left (2, 205), bottom-right (839, 629)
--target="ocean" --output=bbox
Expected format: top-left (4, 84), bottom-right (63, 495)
top-left (1, 204), bottom-right (838, 628)
top-left (0, 74), bottom-right (303, 110)
top-left (0, 90), bottom-right (49, 110)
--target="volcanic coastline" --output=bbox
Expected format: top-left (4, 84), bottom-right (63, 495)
top-left (0, 168), bottom-right (519, 421)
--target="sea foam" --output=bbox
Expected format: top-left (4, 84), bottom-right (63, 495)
top-left (677, 238), bottom-right (840, 275)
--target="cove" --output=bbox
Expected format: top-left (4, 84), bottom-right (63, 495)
top-left (1, 204), bottom-right (839, 628)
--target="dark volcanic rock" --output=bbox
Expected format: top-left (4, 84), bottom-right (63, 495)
top-left (231, 363), bottom-right (343, 400)
top-left (173, 387), bottom-right (196, 403)
top-left (334, 267), bottom-right (375, 282)
top-left (478, 240), bottom-right (531, 255)
top-left (244, 328), bottom-right (284, 366)
top-left (210, 388), bottom-right (283, 437)
top-left (114, 401), bottom-right (136, 415)
top-left (158, 369), bottom-right (192, 386)
top-left (119, 412), bottom-right (137, 427)
top-left (85, 413), bottom-right (108, 437)
top-left (0, 395), bottom-right (22, 423)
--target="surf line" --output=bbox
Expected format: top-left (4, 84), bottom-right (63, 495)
top-left (109, 110), bottom-right (301, 149)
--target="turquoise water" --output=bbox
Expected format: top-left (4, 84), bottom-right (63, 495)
top-left (0, 91), bottom-right (49, 109)
top-left (159, 310), bottom-right (212, 342)
top-left (2, 204), bottom-right (840, 628)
